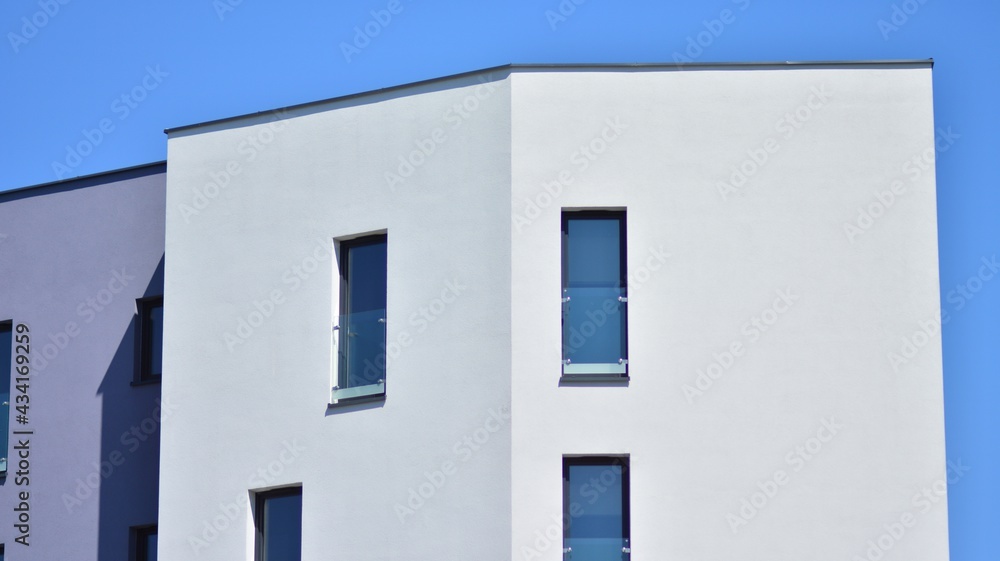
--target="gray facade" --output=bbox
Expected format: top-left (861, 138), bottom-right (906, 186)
top-left (0, 61), bottom-right (947, 561)
top-left (0, 163), bottom-right (165, 560)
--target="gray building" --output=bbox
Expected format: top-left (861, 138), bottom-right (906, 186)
top-left (0, 163), bottom-right (165, 560)
top-left (0, 61), bottom-right (948, 561)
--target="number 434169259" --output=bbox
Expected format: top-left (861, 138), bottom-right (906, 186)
top-left (14, 323), bottom-right (30, 422)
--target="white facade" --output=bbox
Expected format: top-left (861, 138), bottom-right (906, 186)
top-left (162, 63), bottom-right (946, 560)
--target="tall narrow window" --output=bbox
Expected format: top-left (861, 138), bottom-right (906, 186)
top-left (135, 297), bottom-right (163, 383)
top-left (333, 235), bottom-right (387, 403)
top-left (131, 525), bottom-right (157, 561)
top-left (561, 212), bottom-right (628, 377)
top-left (255, 488), bottom-right (302, 561)
top-left (563, 457), bottom-right (630, 561)
top-left (0, 321), bottom-right (11, 474)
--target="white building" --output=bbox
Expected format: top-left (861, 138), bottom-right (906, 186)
top-left (160, 62), bottom-right (947, 560)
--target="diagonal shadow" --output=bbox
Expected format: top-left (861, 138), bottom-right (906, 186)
top-left (94, 255), bottom-right (163, 560)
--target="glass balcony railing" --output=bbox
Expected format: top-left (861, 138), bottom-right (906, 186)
top-left (561, 286), bottom-right (628, 375)
top-left (0, 391), bottom-right (7, 473)
top-left (0, 323), bottom-right (10, 474)
top-left (333, 308), bottom-right (386, 401)
top-left (563, 538), bottom-right (630, 561)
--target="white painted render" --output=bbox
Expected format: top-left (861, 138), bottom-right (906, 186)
top-left (510, 65), bottom-right (945, 561)
top-left (162, 72), bottom-right (513, 560)
top-left (163, 63), bottom-right (945, 561)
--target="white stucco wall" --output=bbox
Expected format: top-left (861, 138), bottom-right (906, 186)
top-left (510, 65), bottom-right (945, 561)
top-left (162, 72), bottom-right (512, 560)
top-left (162, 63), bottom-right (945, 561)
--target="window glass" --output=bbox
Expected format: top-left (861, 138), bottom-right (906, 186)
top-left (562, 213), bottom-right (627, 372)
top-left (136, 298), bottom-right (163, 382)
top-left (564, 458), bottom-right (630, 561)
top-left (132, 526), bottom-right (157, 561)
top-left (346, 240), bottom-right (388, 314)
top-left (566, 218), bottom-right (621, 286)
top-left (147, 303), bottom-right (163, 377)
top-left (145, 531), bottom-right (157, 561)
top-left (0, 323), bottom-right (11, 473)
top-left (258, 489), bottom-right (302, 561)
top-left (337, 236), bottom-right (387, 395)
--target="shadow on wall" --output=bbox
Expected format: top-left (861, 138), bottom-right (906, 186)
top-left (95, 255), bottom-right (163, 560)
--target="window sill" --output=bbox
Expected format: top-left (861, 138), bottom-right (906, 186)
top-left (559, 374), bottom-right (630, 386)
top-left (130, 376), bottom-right (162, 387)
top-left (327, 392), bottom-right (386, 409)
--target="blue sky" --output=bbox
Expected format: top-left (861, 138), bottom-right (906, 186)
top-left (1, 0), bottom-right (997, 557)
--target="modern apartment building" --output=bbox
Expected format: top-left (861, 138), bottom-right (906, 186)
top-left (157, 62), bottom-right (947, 561)
top-left (0, 163), bottom-right (166, 560)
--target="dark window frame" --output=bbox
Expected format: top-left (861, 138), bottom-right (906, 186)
top-left (254, 486), bottom-right (303, 561)
top-left (560, 210), bottom-right (629, 381)
top-left (0, 321), bottom-right (12, 475)
top-left (562, 456), bottom-right (631, 558)
top-left (129, 524), bottom-right (157, 561)
top-left (333, 234), bottom-right (388, 405)
top-left (134, 296), bottom-right (163, 385)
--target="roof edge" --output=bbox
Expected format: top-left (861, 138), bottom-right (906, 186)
top-left (1, 160), bottom-right (166, 199)
top-left (164, 59), bottom-right (933, 135)
top-left (165, 63), bottom-right (514, 135)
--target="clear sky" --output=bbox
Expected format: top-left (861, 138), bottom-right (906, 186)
top-left (1, 0), bottom-right (997, 558)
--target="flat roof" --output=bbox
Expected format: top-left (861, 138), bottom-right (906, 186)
top-left (0, 161), bottom-right (166, 199)
top-left (164, 60), bottom-right (933, 135)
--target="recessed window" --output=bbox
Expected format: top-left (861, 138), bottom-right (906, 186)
top-left (0, 321), bottom-right (11, 474)
top-left (333, 235), bottom-right (387, 403)
top-left (131, 525), bottom-right (157, 561)
top-left (135, 297), bottom-right (163, 383)
top-left (563, 457), bottom-right (630, 560)
top-left (255, 487), bottom-right (302, 561)
top-left (561, 211), bottom-right (628, 378)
